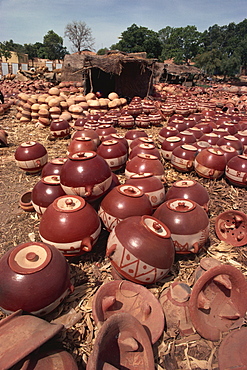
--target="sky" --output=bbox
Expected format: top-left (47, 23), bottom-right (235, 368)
top-left (1, 0), bottom-right (247, 52)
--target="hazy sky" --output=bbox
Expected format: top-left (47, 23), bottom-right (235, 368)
top-left (1, 0), bottom-right (247, 52)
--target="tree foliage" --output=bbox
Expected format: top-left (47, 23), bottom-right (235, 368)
top-left (0, 41), bottom-right (12, 61)
top-left (64, 21), bottom-right (94, 53)
top-left (111, 24), bottom-right (162, 59)
top-left (43, 30), bottom-right (68, 60)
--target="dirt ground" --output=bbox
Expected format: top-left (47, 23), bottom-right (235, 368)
top-left (0, 104), bottom-right (247, 369)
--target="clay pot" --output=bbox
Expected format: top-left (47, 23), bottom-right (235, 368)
top-left (0, 242), bottom-right (73, 315)
top-left (189, 264), bottom-right (247, 341)
top-left (19, 191), bottom-right (35, 212)
top-left (15, 141), bottom-right (48, 174)
top-left (67, 137), bottom-right (97, 155)
top-left (148, 111), bottom-right (163, 126)
top-left (177, 130), bottom-right (196, 144)
top-left (158, 126), bottom-right (179, 143)
top-left (169, 119), bottom-right (187, 132)
top-left (98, 184), bottom-right (152, 232)
top-left (41, 158), bottom-right (67, 177)
top-left (195, 122), bottom-right (213, 133)
top-left (187, 126), bottom-right (203, 140)
top-left (194, 147), bottom-right (226, 179)
top-left (165, 179), bottom-right (210, 213)
top-left (141, 99), bottom-right (155, 114)
top-left (135, 113), bottom-right (150, 128)
top-left (96, 140), bottom-right (128, 171)
top-left (124, 129), bottom-right (148, 146)
top-left (225, 154), bottom-right (247, 187)
top-left (86, 313), bottom-right (155, 370)
top-left (73, 116), bottom-right (88, 130)
top-left (128, 143), bottom-right (161, 161)
top-left (71, 129), bottom-right (100, 147)
top-left (125, 173), bottom-right (165, 209)
top-left (171, 144), bottom-right (197, 172)
top-left (215, 209), bottom-right (247, 246)
top-left (183, 117), bottom-right (197, 129)
top-left (102, 133), bottom-right (129, 150)
top-left (199, 133), bottom-right (219, 147)
top-left (39, 195), bottom-right (101, 256)
top-left (125, 153), bottom-right (165, 180)
top-left (129, 136), bottom-right (154, 152)
top-left (106, 215), bottom-right (175, 284)
top-left (217, 135), bottom-right (243, 154)
top-left (154, 199), bottom-right (209, 254)
top-left (31, 175), bottom-right (66, 216)
top-left (50, 119), bottom-right (70, 138)
top-left (118, 113), bottom-right (135, 128)
top-left (60, 151), bottom-right (112, 201)
top-left (219, 144), bottom-right (238, 163)
top-left (96, 124), bottom-right (117, 140)
top-left (92, 280), bottom-right (164, 344)
top-left (160, 136), bottom-right (182, 160)
top-left (127, 102), bottom-right (143, 117)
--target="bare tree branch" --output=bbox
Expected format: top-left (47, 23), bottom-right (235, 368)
top-left (64, 21), bottom-right (95, 53)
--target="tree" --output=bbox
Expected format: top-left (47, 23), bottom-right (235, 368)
top-left (43, 30), bottom-right (68, 60)
top-left (97, 47), bottom-right (108, 55)
top-left (64, 21), bottom-right (94, 53)
top-left (0, 41), bottom-right (11, 61)
top-left (111, 24), bottom-right (162, 59)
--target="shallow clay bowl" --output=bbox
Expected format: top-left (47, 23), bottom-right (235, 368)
top-left (92, 280), bottom-right (164, 344)
top-left (215, 210), bottom-right (247, 247)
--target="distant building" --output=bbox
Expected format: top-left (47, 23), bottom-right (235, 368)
top-left (1, 51), bottom-right (28, 64)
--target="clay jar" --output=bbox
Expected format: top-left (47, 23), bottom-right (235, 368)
top-left (106, 215), bottom-right (175, 284)
top-left (39, 195), bottom-right (101, 256)
top-left (177, 130), bottom-right (196, 145)
top-left (102, 133), bottom-right (129, 150)
top-left (67, 136), bottom-right (97, 155)
top-left (135, 113), bottom-right (150, 128)
top-left (118, 113), bottom-right (135, 129)
top-left (41, 158), bottom-right (67, 177)
top-left (154, 199), bottom-right (209, 254)
top-left (60, 151), bottom-right (112, 201)
top-left (235, 130), bottom-right (247, 151)
top-left (217, 135), bottom-right (243, 154)
top-left (219, 145), bottom-right (238, 163)
top-left (158, 126), bottom-right (179, 143)
top-left (50, 119), bottom-right (70, 138)
top-left (31, 175), bottom-right (66, 216)
top-left (71, 129), bottom-right (100, 147)
top-left (125, 153), bottom-right (165, 180)
top-left (129, 136), bottom-right (154, 152)
top-left (0, 242), bottom-right (73, 315)
top-left (194, 147), bottom-right (227, 179)
top-left (125, 129), bottom-right (148, 146)
top-left (171, 144), bottom-right (197, 172)
top-left (166, 179), bottom-right (210, 213)
top-left (225, 154), bottom-right (247, 187)
top-left (96, 140), bottom-right (128, 171)
top-left (98, 184), bottom-right (152, 232)
top-left (128, 143), bottom-right (161, 161)
top-left (15, 141), bottom-right (48, 174)
top-left (125, 173), bottom-right (165, 209)
top-left (161, 136), bottom-right (182, 160)
top-left (96, 124), bottom-right (117, 140)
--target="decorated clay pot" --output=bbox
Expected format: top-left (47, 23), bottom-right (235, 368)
top-left (128, 143), bottom-right (161, 161)
top-left (106, 215), bottom-right (175, 284)
top-left (169, 119), bottom-right (187, 132)
top-left (60, 151), bottom-right (112, 201)
top-left (31, 175), bottom-right (66, 216)
top-left (154, 199), bottom-right (209, 254)
top-left (125, 153), bottom-right (165, 180)
top-left (225, 154), bottom-right (247, 187)
top-left (194, 147), bottom-right (227, 179)
top-left (96, 124), bottom-right (117, 140)
top-left (50, 119), bottom-right (70, 138)
top-left (39, 195), bottom-right (101, 256)
top-left (217, 135), bottom-right (243, 154)
top-left (15, 141), bottom-right (48, 174)
top-left (165, 179), bottom-right (210, 213)
top-left (71, 129), bottom-right (100, 147)
top-left (102, 133), bottom-right (129, 150)
top-left (199, 133), bottom-right (219, 147)
top-left (235, 130), bottom-right (247, 151)
top-left (41, 158), bottom-right (67, 177)
top-left (177, 130), bottom-right (196, 145)
top-left (141, 99), bottom-right (155, 114)
top-left (148, 111), bottom-right (163, 126)
top-left (0, 242), bottom-right (73, 315)
top-left (215, 209), bottom-right (247, 247)
top-left (97, 140), bottom-right (128, 171)
top-left (125, 173), bottom-right (165, 209)
top-left (129, 136), bottom-right (154, 152)
top-left (73, 116), bottom-right (88, 130)
top-left (158, 126), bottom-right (179, 143)
top-left (171, 144), bottom-right (197, 172)
top-left (98, 184), bottom-right (152, 232)
top-left (135, 113), bottom-right (150, 128)
top-left (67, 136), bottom-right (97, 155)
top-left (127, 102), bottom-right (143, 117)
top-left (187, 127), bottom-right (203, 140)
top-left (125, 129), bottom-right (148, 146)
top-left (118, 113), bottom-right (135, 129)
top-left (219, 144), bottom-right (238, 163)
top-left (160, 136), bottom-right (182, 160)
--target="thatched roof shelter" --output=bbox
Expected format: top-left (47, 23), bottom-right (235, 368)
top-left (154, 62), bottom-right (203, 86)
top-left (61, 51), bottom-right (156, 98)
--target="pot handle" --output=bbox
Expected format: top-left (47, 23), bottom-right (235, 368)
top-left (80, 237), bottom-right (93, 252)
top-left (106, 243), bottom-right (116, 258)
top-left (35, 159), bottom-right (41, 167)
top-left (186, 160), bottom-right (194, 170)
top-left (85, 184), bottom-right (93, 197)
top-left (191, 242), bottom-right (199, 254)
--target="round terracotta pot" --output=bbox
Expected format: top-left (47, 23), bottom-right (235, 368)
top-left (60, 151), bottom-right (112, 201)
top-left (225, 154), bottom-right (247, 187)
top-left (166, 179), bottom-right (210, 213)
top-left (96, 140), bottom-right (128, 171)
top-left (96, 124), bottom-right (117, 140)
top-left (102, 133), bottom-right (129, 150)
top-left (15, 141), bottom-right (48, 174)
top-left (199, 133), bottom-right (219, 147)
top-left (129, 137), bottom-right (155, 152)
top-left (0, 242), bottom-right (73, 315)
top-left (128, 143), bottom-right (161, 161)
top-left (194, 147), bottom-right (226, 179)
top-left (125, 173), bottom-right (165, 209)
top-left (177, 130), bottom-right (196, 145)
top-left (217, 135), bottom-right (243, 154)
top-left (141, 99), bottom-right (155, 114)
top-left (118, 113), bottom-right (135, 129)
top-left (41, 158), bottom-right (67, 177)
top-left (127, 103), bottom-right (143, 117)
top-left (106, 215), bottom-right (175, 284)
top-left (19, 191), bottom-right (35, 212)
top-left (67, 136), bottom-right (97, 155)
top-left (154, 199), bottom-right (209, 254)
top-left (98, 184), bottom-right (152, 232)
top-left (39, 195), bottom-right (101, 256)
top-left (171, 144), bottom-right (197, 172)
top-left (235, 130), bottom-right (247, 151)
top-left (219, 144), bottom-right (238, 163)
top-left (148, 111), bottom-right (163, 126)
top-left (125, 129), bottom-right (148, 146)
top-left (50, 119), bottom-right (70, 138)
top-left (160, 136), bottom-right (182, 161)
top-left (73, 116), bottom-right (88, 130)
top-left (71, 129), bottom-right (100, 147)
top-left (158, 126), bottom-right (179, 143)
top-left (135, 113), bottom-right (150, 128)
top-left (169, 119), bottom-right (187, 132)
top-left (125, 153), bottom-right (165, 180)
top-left (31, 175), bottom-right (66, 216)
top-left (187, 127), bottom-right (203, 140)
